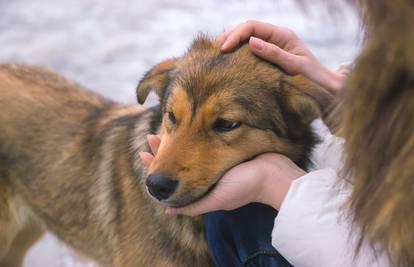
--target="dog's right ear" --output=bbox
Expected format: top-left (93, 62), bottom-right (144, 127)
top-left (281, 75), bottom-right (337, 128)
top-left (136, 58), bottom-right (177, 104)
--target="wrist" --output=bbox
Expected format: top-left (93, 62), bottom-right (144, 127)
top-left (262, 175), bottom-right (292, 210)
top-left (257, 162), bottom-right (305, 210)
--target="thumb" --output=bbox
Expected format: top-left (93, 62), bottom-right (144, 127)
top-left (249, 37), bottom-right (301, 75)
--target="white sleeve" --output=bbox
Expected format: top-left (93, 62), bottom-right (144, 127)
top-left (271, 170), bottom-right (390, 267)
top-left (270, 120), bottom-right (390, 267)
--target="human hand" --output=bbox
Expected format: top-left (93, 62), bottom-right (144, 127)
top-left (139, 135), bottom-right (306, 216)
top-left (217, 20), bottom-right (347, 93)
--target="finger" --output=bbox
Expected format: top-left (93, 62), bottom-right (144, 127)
top-left (249, 37), bottom-right (302, 75)
top-left (220, 21), bottom-right (257, 51)
top-left (165, 193), bottom-right (220, 216)
top-left (216, 25), bottom-right (237, 46)
top-left (147, 134), bottom-right (161, 155)
top-left (221, 20), bottom-right (288, 51)
top-left (216, 29), bottom-right (232, 46)
top-left (139, 151), bottom-right (155, 167)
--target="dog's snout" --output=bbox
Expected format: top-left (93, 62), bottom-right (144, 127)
top-left (146, 174), bottom-right (178, 201)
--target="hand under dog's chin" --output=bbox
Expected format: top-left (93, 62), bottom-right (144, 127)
top-left (164, 182), bottom-right (220, 207)
top-left (160, 192), bottom-right (205, 208)
top-left (144, 187), bottom-right (201, 207)
top-left (145, 183), bottom-right (218, 208)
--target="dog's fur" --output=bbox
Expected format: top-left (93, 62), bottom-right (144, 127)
top-left (0, 36), bottom-right (333, 266)
top-left (339, 1), bottom-right (414, 266)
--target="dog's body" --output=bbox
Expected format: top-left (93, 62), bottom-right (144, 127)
top-left (0, 64), bottom-right (212, 267)
top-left (0, 36), bottom-right (333, 266)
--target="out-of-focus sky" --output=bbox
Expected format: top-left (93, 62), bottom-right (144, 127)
top-left (0, 0), bottom-right (361, 266)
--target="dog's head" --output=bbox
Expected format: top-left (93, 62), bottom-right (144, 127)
top-left (137, 35), bottom-right (334, 207)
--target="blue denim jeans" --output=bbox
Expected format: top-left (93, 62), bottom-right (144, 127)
top-left (203, 203), bottom-right (293, 267)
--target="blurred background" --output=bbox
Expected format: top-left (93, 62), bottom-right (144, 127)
top-left (0, 0), bottom-right (360, 266)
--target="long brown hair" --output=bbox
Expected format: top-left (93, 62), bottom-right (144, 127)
top-left (340, 1), bottom-right (414, 266)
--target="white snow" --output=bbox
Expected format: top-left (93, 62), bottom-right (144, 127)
top-left (0, 0), bottom-right (361, 266)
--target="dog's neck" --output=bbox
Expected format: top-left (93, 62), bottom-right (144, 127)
top-left (98, 105), bottom-right (212, 265)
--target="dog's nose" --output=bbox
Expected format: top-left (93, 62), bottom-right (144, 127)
top-left (146, 174), bottom-right (178, 201)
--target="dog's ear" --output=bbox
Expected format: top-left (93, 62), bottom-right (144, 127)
top-left (136, 58), bottom-right (177, 104)
top-left (282, 75), bottom-right (336, 125)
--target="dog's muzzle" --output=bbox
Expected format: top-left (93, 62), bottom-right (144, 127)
top-left (146, 174), bottom-right (178, 201)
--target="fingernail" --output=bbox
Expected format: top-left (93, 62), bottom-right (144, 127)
top-left (250, 37), bottom-right (264, 51)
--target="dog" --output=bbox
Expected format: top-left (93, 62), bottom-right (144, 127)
top-left (0, 35), bottom-right (334, 267)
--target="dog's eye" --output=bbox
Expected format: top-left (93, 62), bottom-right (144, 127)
top-left (167, 112), bottom-right (176, 124)
top-left (213, 118), bottom-right (241, 132)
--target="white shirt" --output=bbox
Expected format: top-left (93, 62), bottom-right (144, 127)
top-left (271, 120), bottom-right (390, 267)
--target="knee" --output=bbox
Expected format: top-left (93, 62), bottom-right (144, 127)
top-left (203, 205), bottom-right (291, 267)
top-left (204, 203), bottom-right (278, 240)
top-left (203, 203), bottom-right (278, 250)
top-left (204, 210), bottom-right (236, 243)
top-left (203, 211), bottom-right (244, 266)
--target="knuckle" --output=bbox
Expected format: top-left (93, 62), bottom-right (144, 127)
top-left (267, 43), bottom-right (278, 55)
top-left (283, 55), bottom-right (301, 74)
top-left (244, 20), bottom-right (258, 31)
top-left (266, 44), bottom-right (281, 60)
top-left (288, 64), bottom-right (301, 74)
top-left (282, 27), bottom-right (298, 39)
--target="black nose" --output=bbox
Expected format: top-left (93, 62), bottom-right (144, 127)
top-left (146, 174), bottom-right (178, 201)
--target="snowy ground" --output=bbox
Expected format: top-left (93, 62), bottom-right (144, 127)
top-left (0, 0), bottom-right (361, 266)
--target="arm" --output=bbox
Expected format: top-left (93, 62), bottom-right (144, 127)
top-left (272, 168), bottom-right (390, 267)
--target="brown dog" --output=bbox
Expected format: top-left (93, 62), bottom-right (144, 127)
top-left (0, 35), bottom-right (334, 267)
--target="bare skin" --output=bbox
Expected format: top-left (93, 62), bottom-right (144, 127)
top-left (140, 135), bottom-right (304, 214)
top-left (139, 21), bottom-right (347, 215)
top-left (218, 20), bottom-right (347, 94)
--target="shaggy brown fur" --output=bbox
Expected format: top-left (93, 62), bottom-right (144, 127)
top-left (139, 38), bottom-right (335, 207)
top-left (0, 64), bottom-right (212, 267)
top-left (340, 1), bottom-right (414, 266)
top-left (0, 36), bottom-right (333, 266)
